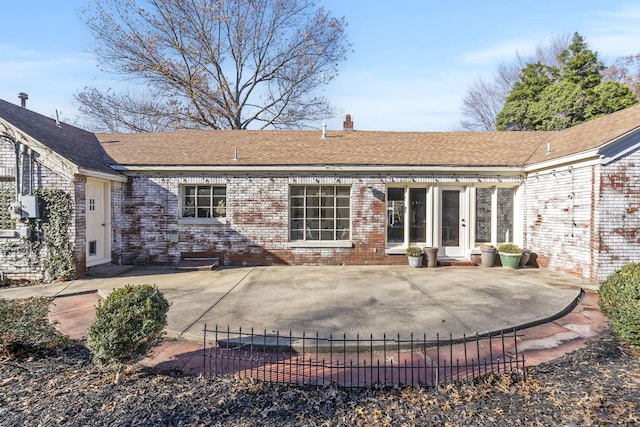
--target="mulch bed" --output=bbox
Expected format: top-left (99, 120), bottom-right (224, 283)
top-left (1, 334), bottom-right (639, 426)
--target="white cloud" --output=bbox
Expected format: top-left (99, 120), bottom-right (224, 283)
top-left (461, 39), bottom-right (538, 66)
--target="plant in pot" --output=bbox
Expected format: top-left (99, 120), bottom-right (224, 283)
top-left (498, 243), bottom-right (522, 269)
top-left (406, 247), bottom-right (423, 268)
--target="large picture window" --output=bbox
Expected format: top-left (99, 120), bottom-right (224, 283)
top-left (182, 185), bottom-right (226, 219)
top-left (289, 185), bottom-right (350, 241)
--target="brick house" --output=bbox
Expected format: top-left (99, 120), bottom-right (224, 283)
top-left (1, 97), bottom-right (639, 283)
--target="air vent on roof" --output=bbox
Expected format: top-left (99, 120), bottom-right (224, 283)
top-left (17, 92), bottom-right (28, 108)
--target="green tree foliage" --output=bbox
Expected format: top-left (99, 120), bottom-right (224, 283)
top-left (599, 263), bottom-right (640, 349)
top-left (87, 284), bottom-right (170, 382)
top-left (496, 33), bottom-right (637, 131)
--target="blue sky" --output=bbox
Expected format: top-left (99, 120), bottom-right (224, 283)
top-left (1, 1), bottom-right (639, 131)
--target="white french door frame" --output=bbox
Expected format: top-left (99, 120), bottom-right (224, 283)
top-left (85, 178), bottom-right (111, 267)
top-left (434, 186), bottom-right (469, 258)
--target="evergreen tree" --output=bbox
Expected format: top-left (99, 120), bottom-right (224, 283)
top-left (496, 33), bottom-right (637, 131)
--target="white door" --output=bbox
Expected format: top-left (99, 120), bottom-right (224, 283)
top-left (440, 188), bottom-right (466, 257)
top-left (86, 179), bottom-right (109, 266)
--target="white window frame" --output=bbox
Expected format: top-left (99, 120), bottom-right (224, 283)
top-left (469, 185), bottom-right (522, 247)
top-left (288, 185), bottom-right (352, 248)
top-left (179, 184), bottom-right (226, 225)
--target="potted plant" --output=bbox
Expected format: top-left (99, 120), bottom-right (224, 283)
top-left (498, 243), bottom-right (522, 269)
top-left (406, 247), bottom-right (423, 268)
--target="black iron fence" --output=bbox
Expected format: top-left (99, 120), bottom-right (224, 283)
top-left (202, 325), bottom-right (526, 388)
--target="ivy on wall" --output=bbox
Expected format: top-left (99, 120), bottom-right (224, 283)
top-left (31, 188), bottom-right (75, 281)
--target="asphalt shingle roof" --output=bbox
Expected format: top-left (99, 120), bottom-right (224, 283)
top-left (0, 99), bottom-right (117, 176)
top-left (97, 103), bottom-right (640, 169)
top-left (527, 103), bottom-right (640, 164)
top-left (97, 130), bottom-right (552, 168)
top-left (3, 97), bottom-right (640, 172)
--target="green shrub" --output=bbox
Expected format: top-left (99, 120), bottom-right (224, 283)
top-left (87, 285), bottom-right (170, 372)
top-left (0, 297), bottom-right (68, 356)
top-left (599, 263), bottom-right (640, 348)
top-left (498, 243), bottom-right (522, 254)
top-left (406, 247), bottom-right (423, 257)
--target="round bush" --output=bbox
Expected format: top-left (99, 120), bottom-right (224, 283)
top-left (599, 263), bottom-right (640, 348)
top-left (87, 284), bottom-right (170, 367)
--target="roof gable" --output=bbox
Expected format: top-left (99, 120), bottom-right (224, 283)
top-left (0, 99), bottom-right (119, 177)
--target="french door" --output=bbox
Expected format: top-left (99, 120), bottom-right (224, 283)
top-left (440, 188), bottom-right (466, 257)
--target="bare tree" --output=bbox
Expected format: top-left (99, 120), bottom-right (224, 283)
top-left (77, 0), bottom-right (350, 132)
top-left (604, 54), bottom-right (640, 100)
top-left (459, 34), bottom-right (570, 131)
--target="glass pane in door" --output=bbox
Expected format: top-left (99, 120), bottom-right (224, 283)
top-left (387, 188), bottom-right (405, 244)
top-left (441, 190), bottom-right (459, 246)
top-left (409, 188), bottom-right (426, 242)
top-left (475, 188), bottom-right (492, 243)
top-left (497, 188), bottom-right (514, 242)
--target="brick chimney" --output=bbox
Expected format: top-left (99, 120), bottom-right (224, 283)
top-left (343, 114), bottom-right (354, 131)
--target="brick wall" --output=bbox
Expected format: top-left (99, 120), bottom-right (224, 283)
top-left (111, 181), bottom-right (126, 265)
top-left (119, 175), bottom-right (399, 266)
top-left (0, 142), bottom-right (79, 281)
top-left (524, 163), bottom-right (598, 281)
top-left (598, 148), bottom-right (640, 281)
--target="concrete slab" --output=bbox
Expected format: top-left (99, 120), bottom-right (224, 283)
top-left (3, 265), bottom-right (589, 346)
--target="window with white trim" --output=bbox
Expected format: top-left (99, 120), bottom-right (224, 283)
top-left (289, 185), bottom-right (350, 241)
top-left (474, 186), bottom-right (515, 244)
top-left (181, 185), bottom-right (226, 219)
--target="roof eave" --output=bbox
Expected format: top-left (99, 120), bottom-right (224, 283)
top-left (111, 164), bottom-right (526, 175)
top-left (524, 148), bottom-right (601, 173)
top-left (78, 167), bottom-right (128, 182)
top-left (597, 126), bottom-right (640, 165)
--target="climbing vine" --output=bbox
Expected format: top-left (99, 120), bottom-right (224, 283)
top-left (31, 188), bottom-right (75, 281)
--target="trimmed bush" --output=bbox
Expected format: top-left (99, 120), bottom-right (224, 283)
top-left (87, 285), bottom-right (170, 372)
top-left (599, 263), bottom-right (640, 349)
